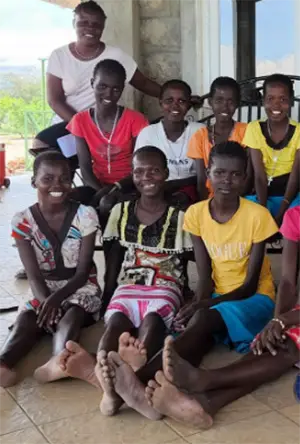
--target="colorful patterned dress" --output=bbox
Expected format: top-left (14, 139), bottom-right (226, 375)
top-left (103, 200), bottom-right (193, 328)
top-left (11, 202), bottom-right (102, 323)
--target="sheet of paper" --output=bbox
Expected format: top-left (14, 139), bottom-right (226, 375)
top-left (57, 134), bottom-right (77, 158)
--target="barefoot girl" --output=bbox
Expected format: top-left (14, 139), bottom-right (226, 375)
top-left (56, 146), bottom-right (192, 419)
top-left (67, 59), bottom-right (148, 227)
top-left (244, 74), bottom-right (300, 226)
top-left (0, 151), bottom-right (102, 388)
top-left (135, 80), bottom-right (203, 208)
top-left (187, 77), bottom-right (248, 201)
top-left (146, 204), bottom-right (300, 429)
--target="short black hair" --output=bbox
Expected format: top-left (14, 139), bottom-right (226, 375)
top-left (208, 141), bottom-right (247, 172)
top-left (160, 79), bottom-right (192, 100)
top-left (74, 0), bottom-right (106, 20)
top-left (92, 59), bottom-right (126, 82)
top-left (209, 76), bottom-right (241, 103)
top-left (33, 150), bottom-right (70, 177)
top-left (263, 74), bottom-right (294, 98)
top-left (133, 146), bottom-right (168, 170)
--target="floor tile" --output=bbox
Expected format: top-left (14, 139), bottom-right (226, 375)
top-left (9, 379), bottom-right (100, 426)
top-left (0, 387), bottom-right (32, 435)
top-left (0, 427), bottom-right (48, 444)
top-left (252, 369), bottom-right (298, 410)
top-left (164, 394), bottom-right (271, 437)
top-left (201, 345), bottom-right (241, 369)
top-left (40, 409), bottom-right (179, 444)
top-left (278, 404), bottom-right (300, 426)
top-left (186, 411), bottom-right (299, 444)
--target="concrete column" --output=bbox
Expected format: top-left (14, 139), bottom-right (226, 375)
top-left (95, 0), bottom-right (140, 108)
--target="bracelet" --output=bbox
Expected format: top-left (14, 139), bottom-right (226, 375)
top-left (271, 318), bottom-right (286, 330)
top-left (283, 198), bottom-right (290, 205)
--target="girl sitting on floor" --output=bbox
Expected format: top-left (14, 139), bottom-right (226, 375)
top-left (145, 204), bottom-right (300, 429)
top-left (244, 74), bottom-right (300, 225)
top-left (187, 77), bottom-right (248, 201)
top-left (67, 58), bottom-right (148, 227)
top-left (135, 80), bottom-right (204, 208)
top-left (0, 151), bottom-right (102, 388)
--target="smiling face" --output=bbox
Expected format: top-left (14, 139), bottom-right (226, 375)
top-left (33, 161), bottom-right (72, 206)
top-left (263, 82), bottom-right (291, 123)
top-left (92, 70), bottom-right (124, 109)
top-left (208, 156), bottom-right (246, 199)
top-left (73, 10), bottom-right (105, 46)
top-left (160, 87), bottom-right (190, 123)
top-left (209, 87), bottom-right (239, 123)
top-left (132, 153), bottom-right (169, 198)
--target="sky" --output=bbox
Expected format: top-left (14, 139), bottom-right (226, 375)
top-left (0, 0), bottom-right (296, 67)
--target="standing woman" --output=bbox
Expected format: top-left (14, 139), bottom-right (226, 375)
top-left (33, 0), bottom-right (160, 151)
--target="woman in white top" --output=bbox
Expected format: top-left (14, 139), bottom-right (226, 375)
top-left (33, 0), bottom-right (161, 152)
top-left (135, 80), bottom-right (204, 207)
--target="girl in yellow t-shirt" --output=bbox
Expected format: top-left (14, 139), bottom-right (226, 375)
top-left (177, 141), bottom-right (278, 358)
top-left (187, 77), bottom-right (248, 200)
top-left (244, 74), bottom-right (300, 225)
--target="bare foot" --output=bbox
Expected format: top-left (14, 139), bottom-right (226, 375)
top-left (118, 332), bottom-right (147, 371)
top-left (145, 371), bottom-right (213, 429)
top-left (163, 336), bottom-right (208, 392)
top-left (108, 351), bottom-right (162, 420)
top-left (95, 350), bottom-right (123, 416)
top-left (58, 341), bottom-right (100, 388)
top-left (0, 364), bottom-right (17, 388)
top-left (34, 354), bottom-right (68, 383)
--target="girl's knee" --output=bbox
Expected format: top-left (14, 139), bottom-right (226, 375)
top-left (32, 138), bottom-right (49, 149)
top-left (16, 310), bottom-right (38, 328)
top-left (58, 306), bottom-right (86, 327)
top-left (99, 194), bottom-right (117, 215)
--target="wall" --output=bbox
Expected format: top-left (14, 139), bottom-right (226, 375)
top-left (139, 0), bottom-right (181, 118)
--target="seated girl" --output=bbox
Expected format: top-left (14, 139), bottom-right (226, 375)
top-left (0, 151), bottom-right (102, 388)
top-left (48, 142), bottom-right (281, 423)
top-left (135, 80), bottom-right (204, 208)
top-left (145, 204), bottom-right (300, 429)
top-left (244, 74), bottom-right (300, 225)
top-left (66, 58), bottom-right (148, 227)
top-left (187, 77), bottom-right (248, 200)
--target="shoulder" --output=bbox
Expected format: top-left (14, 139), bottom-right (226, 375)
top-left (185, 200), bottom-right (208, 218)
top-left (49, 45), bottom-right (70, 59)
top-left (236, 121), bottom-right (248, 134)
top-left (124, 108), bottom-right (148, 122)
top-left (12, 208), bottom-right (31, 225)
top-left (191, 126), bottom-right (208, 140)
top-left (72, 109), bottom-right (91, 122)
top-left (245, 120), bottom-right (261, 132)
top-left (240, 198), bottom-right (272, 219)
top-left (187, 122), bottom-right (205, 135)
top-left (280, 205), bottom-right (300, 241)
top-left (103, 45), bottom-right (134, 62)
top-left (76, 204), bottom-right (98, 222)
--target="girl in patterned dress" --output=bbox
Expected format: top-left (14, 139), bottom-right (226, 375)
top-left (97, 146), bottom-right (193, 374)
top-left (0, 151), bottom-right (102, 388)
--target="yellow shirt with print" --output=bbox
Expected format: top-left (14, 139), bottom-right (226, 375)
top-left (183, 198), bottom-right (278, 299)
top-left (242, 120), bottom-right (300, 178)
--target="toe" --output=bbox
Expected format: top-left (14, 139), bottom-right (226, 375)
top-left (97, 350), bottom-right (107, 362)
top-left (148, 379), bottom-right (160, 389)
top-left (119, 332), bottom-right (131, 346)
top-left (58, 349), bottom-right (70, 370)
top-left (128, 336), bottom-right (135, 346)
top-left (108, 351), bottom-right (125, 368)
top-left (65, 340), bottom-right (82, 353)
top-left (155, 370), bottom-right (167, 385)
top-left (164, 335), bottom-right (174, 348)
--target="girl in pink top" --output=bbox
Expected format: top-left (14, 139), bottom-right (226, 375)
top-left (67, 59), bottom-right (148, 227)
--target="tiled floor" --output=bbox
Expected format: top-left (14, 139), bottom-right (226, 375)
top-left (0, 175), bottom-right (299, 444)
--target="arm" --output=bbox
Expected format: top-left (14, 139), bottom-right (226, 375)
top-left (47, 231), bottom-right (97, 301)
top-left (249, 148), bottom-right (268, 206)
top-left (76, 136), bottom-right (103, 191)
top-left (201, 241), bottom-right (266, 308)
top-left (195, 159), bottom-right (209, 201)
top-left (275, 238), bottom-right (298, 316)
top-left (129, 69), bottom-right (161, 98)
top-left (100, 241), bottom-right (125, 316)
top-left (275, 151), bottom-right (300, 225)
top-left (16, 239), bottom-right (50, 302)
top-left (47, 73), bottom-right (77, 122)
